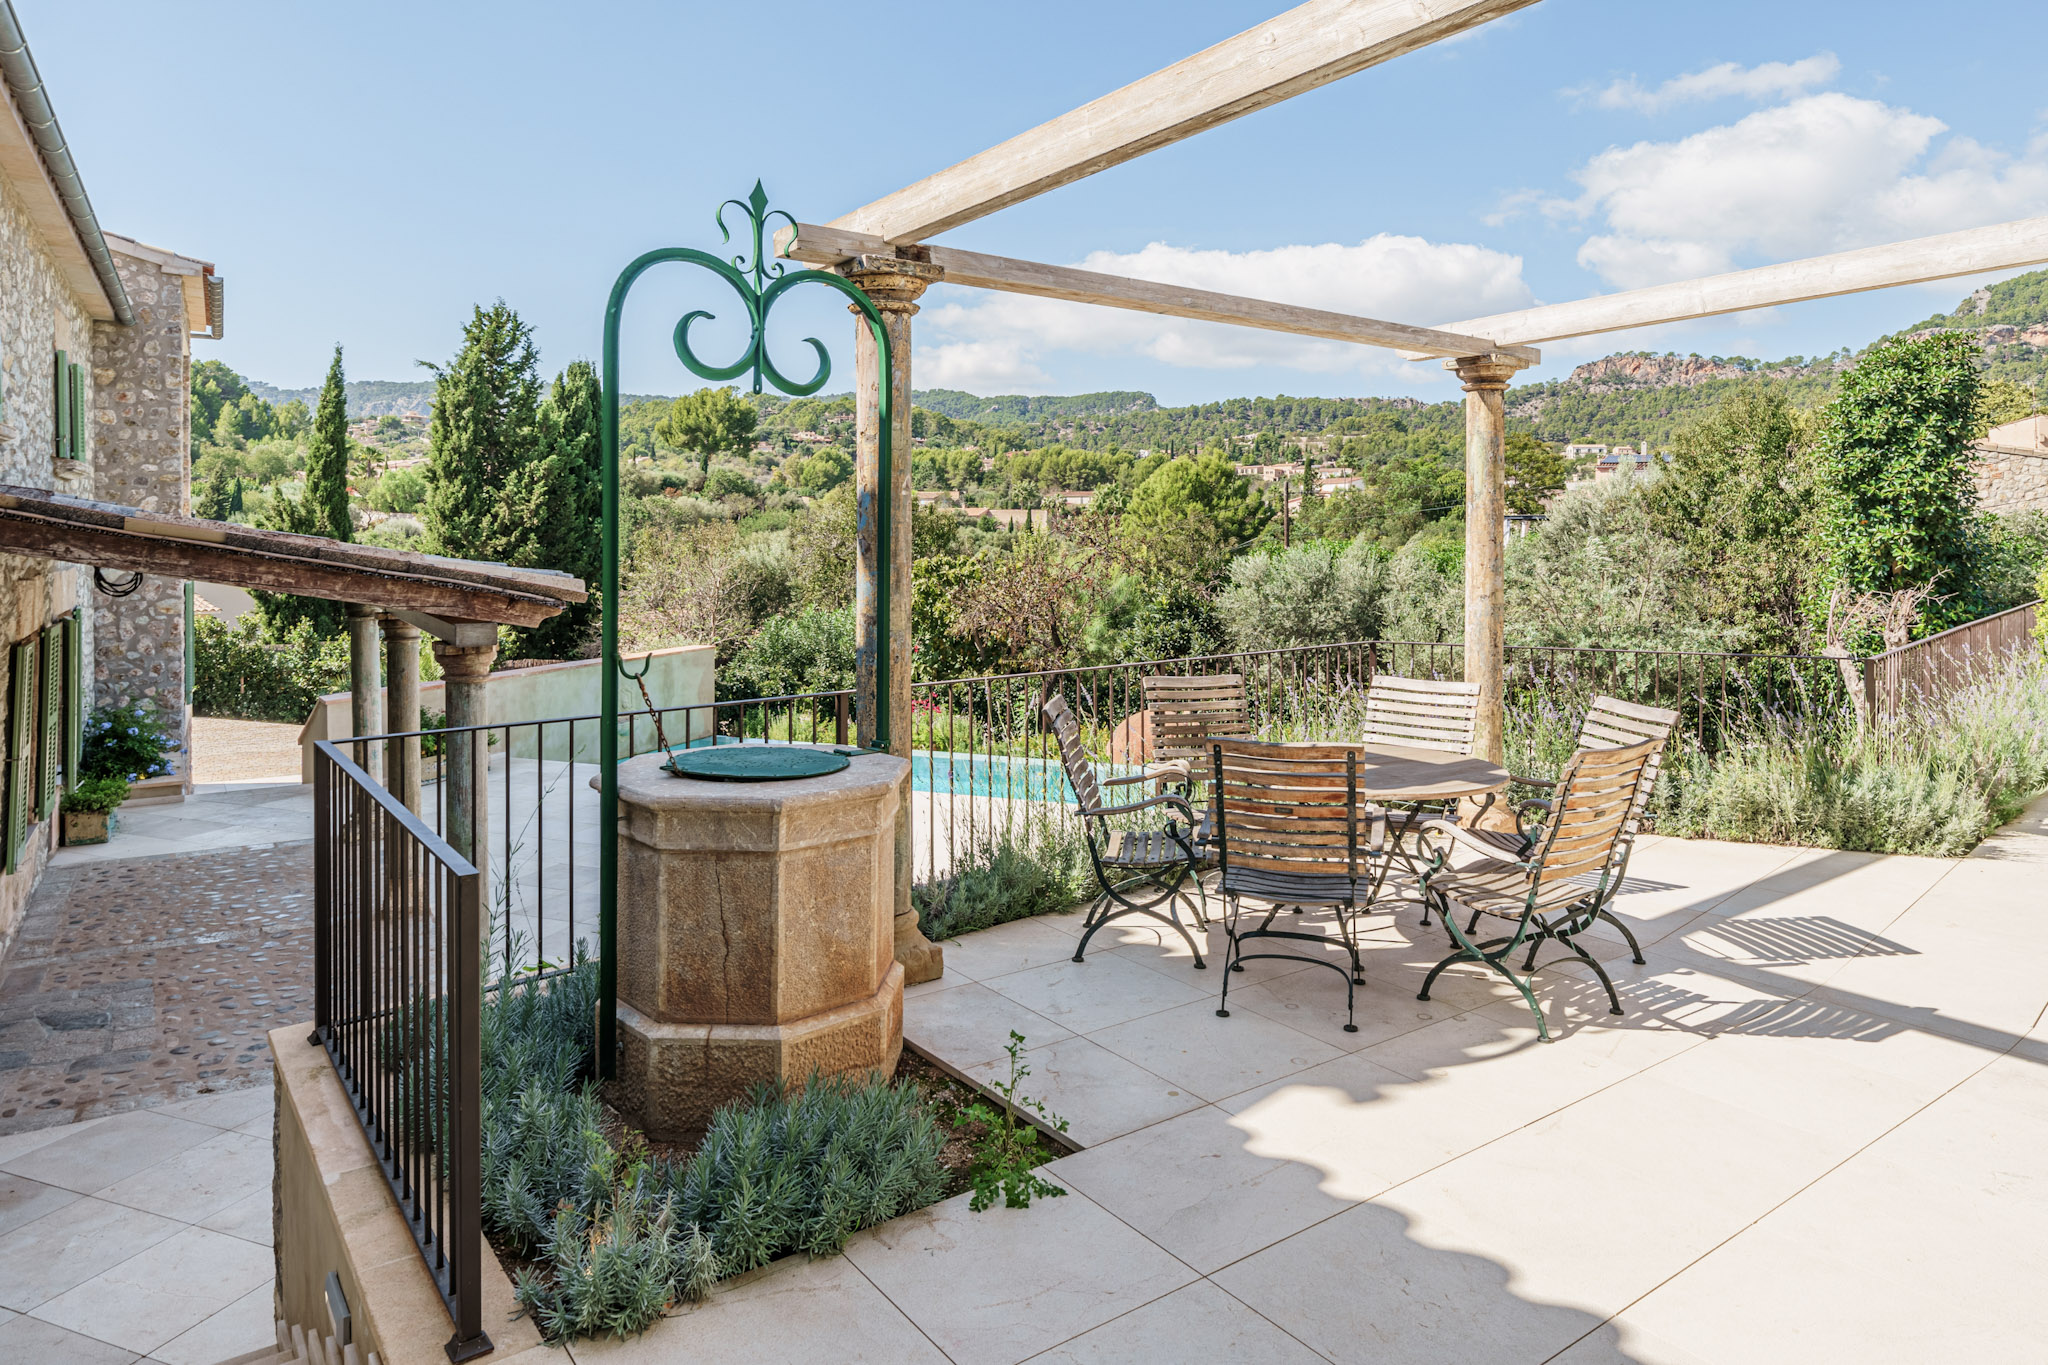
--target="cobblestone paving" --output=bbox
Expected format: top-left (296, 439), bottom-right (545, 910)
top-left (0, 843), bottom-right (312, 1133)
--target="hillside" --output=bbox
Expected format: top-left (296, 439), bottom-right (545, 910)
top-left (1897, 267), bottom-right (2048, 392)
top-left (244, 265), bottom-right (2048, 453)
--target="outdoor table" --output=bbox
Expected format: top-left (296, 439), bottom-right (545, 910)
top-left (1203, 740), bottom-right (1509, 908)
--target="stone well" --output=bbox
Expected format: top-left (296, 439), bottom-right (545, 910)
top-left (610, 746), bottom-right (908, 1140)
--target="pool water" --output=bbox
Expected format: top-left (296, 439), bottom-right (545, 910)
top-left (670, 737), bottom-right (1131, 801)
top-left (912, 750), bottom-right (1139, 800)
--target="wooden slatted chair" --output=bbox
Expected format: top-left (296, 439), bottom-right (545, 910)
top-left (1362, 675), bottom-right (1481, 755)
top-left (1209, 738), bottom-right (1385, 1034)
top-left (1140, 673), bottom-right (1252, 791)
top-left (1420, 695), bottom-right (1678, 963)
top-left (1042, 694), bottom-right (1210, 967)
top-left (1362, 674), bottom-right (1483, 907)
top-left (1415, 736), bottom-right (1661, 1042)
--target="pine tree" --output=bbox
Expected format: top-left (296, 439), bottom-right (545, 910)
top-left (304, 345), bottom-right (352, 543)
top-left (500, 361), bottom-right (604, 659)
top-left (422, 302), bottom-right (542, 562)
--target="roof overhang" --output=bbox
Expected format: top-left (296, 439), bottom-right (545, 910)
top-left (0, 485), bottom-right (586, 628)
top-left (0, 47), bottom-right (115, 321)
top-left (103, 232), bottom-right (222, 338)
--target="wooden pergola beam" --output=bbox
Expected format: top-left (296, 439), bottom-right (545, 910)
top-left (779, 223), bottom-right (1540, 363)
top-left (1411, 214), bottom-right (2048, 353)
top-left (832, 0), bottom-right (1540, 244)
top-left (0, 487), bottom-right (581, 628)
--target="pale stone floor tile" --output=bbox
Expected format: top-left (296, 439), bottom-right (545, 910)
top-left (0, 1117), bottom-right (108, 1166)
top-left (1642, 1023), bottom-right (1986, 1145)
top-left (30, 1225), bottom-right (273, 1355)
top-left (988, 952), bottom-right (1212, 1036)
top-left (844, 1189), bottom-right (1196, 1365)
top-left (962, 1035), bottom-right (1204, 1147)
top-left (1616, 1212), bottom-right (2024, 1365)
top-left (1547, 1317), bottom-right (1718, 1365)
top-left (1222, 956), bottom-right (1488, 1052)
top-left (902, 971), bottom-right (966, 1001)
top-left (0, 1111), bottom-right (218, 1193)
top-left (198, 1189), bottom-right (274, 1246)
top-left (1369, 1075), bottom-right (1846, 1324)
top-left (145, 1281), bottom-right (277, 1365)
top-left (0, 1312), bottom-right (140, 1364)
top-left (1023, 1279), bottom-right (1322, 1363)
top-left (94, 1131), bottom-right (271, 1224)
top-left (1214, 1196), bottom-right (1618, 1365)
top-left (1216, 1012), bottom-right (1710, 1203)
top-left (939, 916), bottom-right (1103, 984)
top-left (1087, 999), bottom-right (1342, 1103)
top-left (903, 982), bottom-right (1074, 1070)
top-left (566, 1252), bottom-right (946, 1364)
top-left (1052, 1105), bottom-right (1357, 1274)
top-left (153, 1086), bottom-right (274, 1133)
top-left (1097, 921), bottom-right (1310, 986)
top-left (0, 1171), bottom-right (81, 1238)
top-left (0, 1196), bottom-right (182, 1311)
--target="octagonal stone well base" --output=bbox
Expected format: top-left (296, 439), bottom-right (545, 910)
top-left (608, 746), bottom-right (910, 1141)
top-left (614, 965), bottom-right (904, 1139)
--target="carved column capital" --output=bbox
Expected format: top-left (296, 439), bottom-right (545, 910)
top-left (838, 253), bottom-right (945, 316)
top-left (1446, 352), bottom-right (1531, 392)
top-left (430, 639), bottom-right (498, 683)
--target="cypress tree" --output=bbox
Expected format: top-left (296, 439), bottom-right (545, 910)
top-left (422, 302), bottom-right (541, 563)
top-left (303, 345), bottom-right (352, 543)
top-left (254, 344), bottom-right (351, 635)
top-left (500, 361), bottom-right (604, 659)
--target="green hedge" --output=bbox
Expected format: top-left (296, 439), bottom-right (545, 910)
top-left (192, 615), bottom-right (350, 722)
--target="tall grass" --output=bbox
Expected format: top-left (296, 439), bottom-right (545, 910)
top-left (1657, 650), bottom-right (2048, 855)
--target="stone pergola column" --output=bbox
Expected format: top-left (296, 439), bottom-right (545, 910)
top-left (1448, 353), bottom-right (1531, 765)
top-left (382, 616), bottom-right (423, 812)
top-left (345, 604), bottom-right (383, 782)
top-left (431, 639), bottom-right (496, 881)
top-left (843, 251), bottom-right (944, 986)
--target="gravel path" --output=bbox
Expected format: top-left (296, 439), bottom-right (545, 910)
top-left (190, 714), bottom-right (303, 784)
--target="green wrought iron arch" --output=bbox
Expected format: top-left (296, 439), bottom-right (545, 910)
top-left (597, 183), bottom-right (894, 1078)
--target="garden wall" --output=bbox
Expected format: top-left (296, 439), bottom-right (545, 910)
top-left (296, 643), bottom-right (714, 780)
top-left (271, 1026), bottom-right (540, 1365)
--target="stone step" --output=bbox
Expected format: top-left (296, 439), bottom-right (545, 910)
top-left (221, 1318), bottom-right (380, 1365)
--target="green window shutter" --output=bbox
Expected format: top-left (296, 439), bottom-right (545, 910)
top-left (68, 363), bottom-right (84, 459)
top-left (63, 613), bottom-right (82, 785)
top-left (5, 641), bottom-right (32, 874)
top-left (38, 625), bottom-right (62, 818)
top-left (53, 350), bottom-right (70, 461)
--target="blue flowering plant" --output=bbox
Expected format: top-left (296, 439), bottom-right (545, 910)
top-left (79, 702), bottom-right (179, 786)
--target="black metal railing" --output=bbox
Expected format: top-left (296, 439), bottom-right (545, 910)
top-left (311, 740), bottom-right (489, 1362)
top-left (334, 638), bottom-right (1852, 977)
top-left (901, 638), bottom-right (1851, 880)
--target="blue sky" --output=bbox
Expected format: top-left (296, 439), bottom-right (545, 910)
top-left (24, 0), bottom-right (2048, 406)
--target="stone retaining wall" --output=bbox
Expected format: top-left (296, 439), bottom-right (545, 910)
top-left (1975, 446), bottom-right (2048, 515)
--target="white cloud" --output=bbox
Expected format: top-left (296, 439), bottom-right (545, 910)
top-left (918, 341), bottom-right (1051, 394)
top-left (1550, 92), bottom-right (2048, 288)
top-left (921, 235), bottom-right (1533, 390)
top-left (1586, 53), bottom-right (1841, 114)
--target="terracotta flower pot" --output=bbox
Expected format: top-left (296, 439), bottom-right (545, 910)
top-left (62, 809), bottom-right (110, 845)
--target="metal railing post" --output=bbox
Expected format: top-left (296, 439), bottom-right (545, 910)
top-left (446, 860), bottom-right (488, 1361)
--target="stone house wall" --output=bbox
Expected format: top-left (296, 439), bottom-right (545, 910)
top-left (0, 168), bottom-right (99, 962)
top-left (90, 249), bottom-right (192, 727)
top-left (1974, 448), bottom-right (2048, 516)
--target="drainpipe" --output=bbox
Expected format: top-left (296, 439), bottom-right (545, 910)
top-left (0, 3), bottom-right (133, 326)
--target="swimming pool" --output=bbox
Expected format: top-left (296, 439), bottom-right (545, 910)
top-left (672, 737), bottom-right (1133, 801)
top-left (911, 750), bottom-right (1140, 800)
